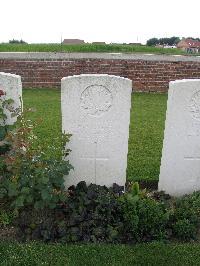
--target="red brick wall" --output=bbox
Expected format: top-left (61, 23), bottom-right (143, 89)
top-left (0, 58), bottom-right (200, 92)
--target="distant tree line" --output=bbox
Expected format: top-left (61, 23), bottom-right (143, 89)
top-left (147, 37), bottom-right (200, 46)
top-left (146, 37), bottom-right (180, 46)
top-left (9, 39), bottom-right (27, 44)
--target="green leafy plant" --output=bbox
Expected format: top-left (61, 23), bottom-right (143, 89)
top-left (9, 181), bottom-right (200, 244)
top-left (0, 94), bottom-right (73, 211)
top-left (119, 182), bottom-right (169, 242)
top-left (0, 117), bottom-right (72, 210)
top-left (62, 182), bottom-right (124, 243)
top-left (136, 198), bottom-right (169, 241)
top-left (15, 208), bottom-right (56, 241)
top-left (0, 208), bottom-right (15, 227)
top-left (171, 192), bottom-right (200, 240)
top-left (173, 218), bottom-right (197, 241)
top-left (16, 182), bottom-right (124, 243)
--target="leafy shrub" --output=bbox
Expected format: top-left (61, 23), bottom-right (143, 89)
top-left (15, 182), bottom-right (124, 242)
top-left (0, 92), bottom-right (73, 211)
top-left (7, 180), bottom-right (200, 244)
top-left (119, 183), bottom-right (169, 242)
top-left (136, 198), bottom-right (169, 240)
top-left (0, 115), bottom-right (72, 210)
top-left (61, 182), bottom-right (124, 243)
top-left (15, 207), bottom-right (57, 241)
top-left (0, 207), bottom-right (15, 227)
top-left (13, 182), bottom-right (171, 243)
top-left (171, 192), bottom-right (200, 240)
top-left (173, 218), bottom-right (197, 240)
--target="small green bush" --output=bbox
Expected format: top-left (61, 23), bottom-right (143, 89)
top-left (171, 192), bottom-right (200, 240)
top-left (0, 94), bottom-right (73, 211)
top-left (15, 207), bottom-right (56, 241)
top-left (119, 183), bottom-right (169, 242)
top-left (15, 182), bottom-right (124, 242)
top-left (0, 209), bottom-right (15, 227)
top-left (5, 181), bottom-right (200, 243)
top-left (173, 218), bottom-right (197, 240)
top-left (60, 182), bottom-right (124, 243)
top-left (136, 198), bottom-right (169, 241)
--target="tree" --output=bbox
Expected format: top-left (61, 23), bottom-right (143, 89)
top-left (146, 37), bottom-right (180, 46)
top-left (9, 39), bottom-right (27, 44)
top-left (146, 38), bottom-right (159, 46)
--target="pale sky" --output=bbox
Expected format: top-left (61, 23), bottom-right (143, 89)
top-left (1, 0), bottom-right (199, 44)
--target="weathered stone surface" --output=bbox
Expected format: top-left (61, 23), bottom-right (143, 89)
top-left (159, 79), bottom-right (200, 196)
top-left (0, 72), bottom-right (22, 125)
top-left (61, 74), bottom-right (132, 188)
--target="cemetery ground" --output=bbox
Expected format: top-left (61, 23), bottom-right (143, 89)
top-left (2, 88), bottom-right (200, 265)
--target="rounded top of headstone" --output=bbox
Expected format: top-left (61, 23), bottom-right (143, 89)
top-left (0, 72), bottom-right (21, 79)
top-left (170, 79), bottom-right (200, 85)
top-left (61, 74), bottom-right (131, 83)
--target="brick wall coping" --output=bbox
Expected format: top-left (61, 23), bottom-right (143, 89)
top-left (0, 52), bottom-right (200, 62)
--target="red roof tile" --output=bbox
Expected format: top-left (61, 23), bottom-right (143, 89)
top-left (185, 39), bottom-right (200, 48)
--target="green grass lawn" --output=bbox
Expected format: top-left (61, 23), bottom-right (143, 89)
top-left (0, 43), bottom-right (190, 55)
top-left (23, 89), bottom-right (167, 182)
top-left (1, 241), bottom-right (200, 265)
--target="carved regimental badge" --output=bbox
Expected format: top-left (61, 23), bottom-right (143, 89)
top-left (80, 85), bottom-right (113, 116)
top-left (189, 90), bottom-right (200, 121)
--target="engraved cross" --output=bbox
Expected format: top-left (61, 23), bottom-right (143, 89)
top-left (80, 140), bottom-right (108, 182)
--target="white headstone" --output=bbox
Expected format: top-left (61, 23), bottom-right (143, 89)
top-left (159, 79), bottom-right (200, 196)
top-left (0, 72), bottom-right (22, 125)
top-left (61, 74), bottom-right (132, 188)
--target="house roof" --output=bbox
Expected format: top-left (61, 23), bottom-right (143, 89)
top-left (183, 39), bottom-right (200, 48)
top-left (62, 39), bottom-right (85, 44)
